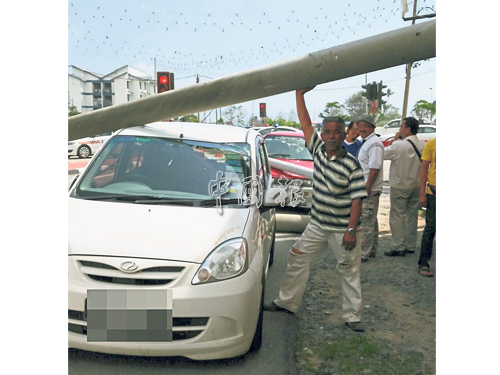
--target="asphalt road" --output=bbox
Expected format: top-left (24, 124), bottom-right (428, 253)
top-left (68, 232), bottom-right (301, 375)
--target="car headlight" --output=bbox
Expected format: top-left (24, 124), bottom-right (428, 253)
top-left (68, 141), bottom-right (75, 145)
top-left (192, 238), bottom-right (248, 285)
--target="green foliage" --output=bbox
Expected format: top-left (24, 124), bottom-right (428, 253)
top-left (179, 114), bottom-right (199, 122)
top-left (223, 105), bottom-right (246, 126)
top-left (412, 100), bottom-right (436, 121)
top-left (68, 106), bottom-right (80, 117)
top-left (344, 91), bottom-right (366, 121)
top-left (298, 335), bottom-right (429, 374)
top-left (319, 101), bottom-right (348, 120)
top-left (375, 104), bottom-right (401, 126)
top-left (266, 116), bottom-right (301, 129)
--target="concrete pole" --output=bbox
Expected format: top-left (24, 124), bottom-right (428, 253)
top-left (69, 19), bottom-right (435, 141)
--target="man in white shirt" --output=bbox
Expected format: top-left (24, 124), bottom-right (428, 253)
top-left (357, 114), bottom-right (384, 262)
top-left (383, 117), bottom-right (425, 257)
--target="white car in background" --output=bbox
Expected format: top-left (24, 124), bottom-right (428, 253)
top-left (251, 126), bottom-right (302, 136)
top-left (68, 133), bottom-right (112, 159)
top-left (380, 124), bottom-right (436, 147)
top-left (68, 121), bottom-right (278, 360)
top-left (375, 118), bottom-right (432, 136)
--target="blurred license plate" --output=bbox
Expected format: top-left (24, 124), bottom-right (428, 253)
top-left (86, 289), bottom-right (173, 342)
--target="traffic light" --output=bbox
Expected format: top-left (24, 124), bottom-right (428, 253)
top-left (361, 82), bottom-right (377, 101)
top-left (377, 80), bottom-right (387, 109)
top-left (157, 71), bottom-right (174, 93)
top-left (259, 103), bottom-right (267, 118)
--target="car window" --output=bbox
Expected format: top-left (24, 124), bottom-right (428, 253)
top-left (74, 135), bottom-right (251, 201)
top-left (418, 127), bottom-right (435, 133)
top-left (258, 128), bottom-right (275, 136)
top-left (264, 135), bottom-right (312, 160)
top-left (387, 120), bottom-right (400, 128)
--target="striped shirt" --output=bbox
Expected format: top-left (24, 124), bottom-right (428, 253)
top-left (307, 132), bottom-right (368, 232)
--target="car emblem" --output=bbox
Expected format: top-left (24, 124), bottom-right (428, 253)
top-left (120, 261), bottom-right (138, 272)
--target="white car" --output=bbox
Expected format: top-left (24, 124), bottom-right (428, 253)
top-left (68, 133), bottom-right (111, 159)
top-left (380, 124), bottom-right (436, 147)
top-left (68, 122), bottom-right (279, 360)
top-left (68, 134), bottom-right (111, 159)
top-left (375, 118), bottom-right (432, 136)
top-left (251, 126), bottom-right (302, 136)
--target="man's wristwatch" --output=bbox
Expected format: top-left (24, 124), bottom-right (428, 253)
top-left (347, 228), bottom-right (356, 235)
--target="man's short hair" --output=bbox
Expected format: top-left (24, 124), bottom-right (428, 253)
top-left (403, 117), bottom-right (419, 135)
top-left (322, 116), bottom-right (344, 125)
top-left (347, 121), bottom-right (357, 131)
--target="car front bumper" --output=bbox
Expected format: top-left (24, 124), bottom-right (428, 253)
top-left (68, 255), bottom-right (261, 360)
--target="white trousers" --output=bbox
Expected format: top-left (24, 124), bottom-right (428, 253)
top-left (274, 222), bottom-right (363, 322)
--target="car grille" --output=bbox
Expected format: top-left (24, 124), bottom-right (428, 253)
top-left (78, 260), bottom-right (184, 286)
top-left (68, 310), bottom-right (208, 341)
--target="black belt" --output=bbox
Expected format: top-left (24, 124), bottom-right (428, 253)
top-left (428, 185), bottom-right (436, 195)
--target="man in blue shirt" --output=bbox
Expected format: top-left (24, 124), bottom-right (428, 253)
top-left (343, 121), bottom-right (362, 157)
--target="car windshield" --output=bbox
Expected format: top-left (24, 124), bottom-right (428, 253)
top-left (73, 135), bottom-right (251, 202)
top-left (264, 135), bottom-right (312, 160)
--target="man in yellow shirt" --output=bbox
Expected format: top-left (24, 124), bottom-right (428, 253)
top-left (418, 138), bottom-right (436, 277)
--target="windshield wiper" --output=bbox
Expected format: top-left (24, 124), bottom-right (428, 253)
top-left (269, 153), bottom-right (291, 158)
top-left (198, 198), bottom-right (242, 207)
top-left (82, 195), bottom-right (195, 205)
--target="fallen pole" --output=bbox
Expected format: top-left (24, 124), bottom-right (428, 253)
top-left (69, 19), bottom-right (436, 140)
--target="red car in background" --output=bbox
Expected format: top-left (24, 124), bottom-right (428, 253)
top-left (263, 131), bottom-right (314, 231)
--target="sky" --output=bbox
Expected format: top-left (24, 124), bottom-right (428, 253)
top-left (68, 0), bottom-right (437, 124)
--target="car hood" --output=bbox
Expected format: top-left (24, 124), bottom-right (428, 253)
top-left (271, 159), bottom-right (314, 180)
top-left (68, 198), bottom-right (249, 264)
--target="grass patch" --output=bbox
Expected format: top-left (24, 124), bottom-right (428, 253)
top-left (298, 335), bottom-right (429, 374)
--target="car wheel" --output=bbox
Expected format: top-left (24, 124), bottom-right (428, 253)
top-left (77, 145), bottom-right (91, 159)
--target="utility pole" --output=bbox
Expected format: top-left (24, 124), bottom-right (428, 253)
top-left (401, 0), bottom-right (418, 119)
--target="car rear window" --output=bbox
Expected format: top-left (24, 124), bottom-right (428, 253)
top-left (264, 135), bottom-right (312, 160)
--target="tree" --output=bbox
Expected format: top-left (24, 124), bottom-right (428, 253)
top-left (68, 106), bottom-right (80, 117)
top-left (223, 105), bottom-right (246, 126)
top-left (181, 114), bottom-right (199, 122)
top-left (375, 104), bottom-right (401, 127)
top-left (319, 101), bottom-right (348, 121)
top-left (344, 91), bottom-right (366, 121)
top-left (266, 116), bottom-right (301, 129)
top-left (248, 116), bottom-right (261, 127)
top-left (411, 100), bottom-right (436, 121)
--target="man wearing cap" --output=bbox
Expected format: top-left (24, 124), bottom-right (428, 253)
top-left (357, 114), bottom-right (384, 262)
top-left (383, 117), bottom-right (425, 257)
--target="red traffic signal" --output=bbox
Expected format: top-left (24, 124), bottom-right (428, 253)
top-left (259, 103), bottom-right (266, 118)
top-left (157, 71), bottom-right (174, 93)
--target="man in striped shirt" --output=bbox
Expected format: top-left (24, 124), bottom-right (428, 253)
top-left (264, 88), bottom-right (368, 332)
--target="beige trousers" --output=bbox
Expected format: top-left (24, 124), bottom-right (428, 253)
top-left (389, 186), bottom-right (420, 251)
top-left (274, 222), bottom-right (363, 322)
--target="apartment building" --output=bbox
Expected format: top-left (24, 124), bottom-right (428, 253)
top-left (68, 65), bottom-right (155, 114)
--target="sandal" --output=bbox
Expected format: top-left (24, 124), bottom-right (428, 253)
top-left (419, 266), bottom-right (433, 277)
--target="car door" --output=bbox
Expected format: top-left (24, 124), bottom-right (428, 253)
top-left (256, 138), bottom-right (275, 259)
